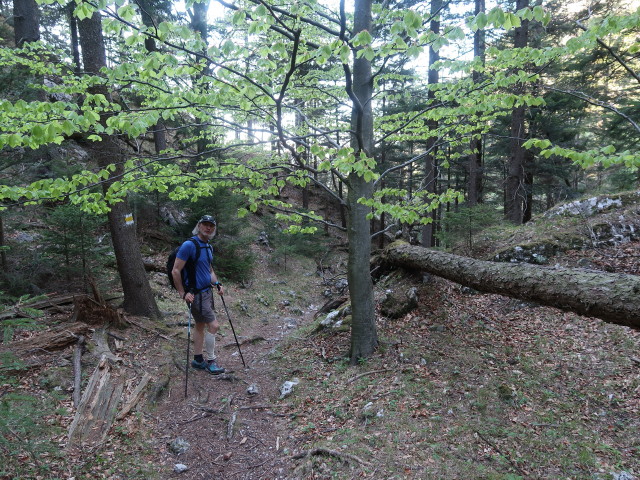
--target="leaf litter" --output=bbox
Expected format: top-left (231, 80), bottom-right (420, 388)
top-left (1, 242), bottom-right (638, 479)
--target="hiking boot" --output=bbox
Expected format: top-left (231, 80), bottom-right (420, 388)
top-left (206, 360), bottom-right (225, 375)
top-left (191, 358), bottom-right (225, 374)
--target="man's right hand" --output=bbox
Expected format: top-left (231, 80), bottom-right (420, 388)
top-left (183, 292), bottom-right (194, 303)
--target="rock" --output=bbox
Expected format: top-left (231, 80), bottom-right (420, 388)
top-left (173, 464), bottom-right (188, 473)
top-left (380, 287), bottom-right (419, 319)
top-left (494, 243), bottom-right (557, 264)
top-left (361, 402), bottom-right (384, 420)
top-left (257, 231), bottom-right (270, 247)
top-left (612, 472), bottom-right (636, 480)
top-left (335, 278), bottom-right (348, 291)
top-left (544, 194), bottom-right (626, 217)
top-left (279, 378), bottom-right (300, 399)
top-left (320, 310), bottom-right (341, 327)
top-left (14, 232), bottom-right (38, 243)
top-left (168, 437), bottom-right (190, 455)
top-left (247, 384), bottom-right (259, 395)
top-left (256, 294), bottom-right (270, 306)
top-left (284, 317), bottom-right (298, 328)
top-left (361, 402), bottom-right (375, 418)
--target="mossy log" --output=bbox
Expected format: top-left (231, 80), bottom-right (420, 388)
top-left (382, 242), bottom-right (640, 330)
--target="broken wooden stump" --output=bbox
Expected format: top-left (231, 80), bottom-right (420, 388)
top-left (72, 296), bottom-right (125, 328)
top-left (67, 357), bottom-right (124, 449)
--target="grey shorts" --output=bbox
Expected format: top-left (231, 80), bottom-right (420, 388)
top-left (191, 289), bottom-right (217, 324)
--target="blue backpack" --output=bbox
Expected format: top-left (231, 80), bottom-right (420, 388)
top-left (166, 238), bottom-right (211, 292)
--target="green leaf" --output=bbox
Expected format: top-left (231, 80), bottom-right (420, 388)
top-left (75, 3), bottom-right (94, 21)
top-left (117, 5), bottom-right (136, 22)
top-left (7, 134), bottom-right (22, 148)
top-left (507, 13), bottom-right (521, 29)
top-left (354, 30), bottom-right (372, 47)
top-left (339, 44), bottom-right (350, 64)
top-left (476, 12), bottom-right (488, 30)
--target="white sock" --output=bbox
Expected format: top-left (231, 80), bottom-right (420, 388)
top-left (204, 331), bottom-right (216, 362)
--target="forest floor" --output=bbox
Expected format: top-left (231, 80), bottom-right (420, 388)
top-left (1, 237), bottom-right (639, 480)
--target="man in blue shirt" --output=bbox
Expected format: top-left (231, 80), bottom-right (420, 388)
top-left (172, 215), bottom-right (225, 374)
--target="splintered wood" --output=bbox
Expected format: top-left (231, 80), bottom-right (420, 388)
top-left (0, 322), bottom-right (90, 356)
top-left (72, 295), bottom-right (124, 327)
top-left (67, 358), bottom-right (124, 449)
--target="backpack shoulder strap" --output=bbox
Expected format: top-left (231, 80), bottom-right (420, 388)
top-left (184, 238), bottom-right (201, 292)
top-left (188, 237), bottom-right (200, 261)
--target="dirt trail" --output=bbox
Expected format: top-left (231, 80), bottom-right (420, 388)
top-left (149, 290), bottom-right (320, 480)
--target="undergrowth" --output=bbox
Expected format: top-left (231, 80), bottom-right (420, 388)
top-left (273, 276), bottom-right (640, 479)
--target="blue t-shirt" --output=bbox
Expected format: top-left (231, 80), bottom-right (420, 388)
top-left (176, 236), bottom-right (213, 291)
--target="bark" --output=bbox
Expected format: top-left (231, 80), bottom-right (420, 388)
top-left (346, 0), bottom-right (377, 363)
top-left (505, 0), bottom-right (530, 224)
top-left (136, 0), bottom-right (167, 153)
top-left (0, 215), bottom-right (6, 273)
top-left (190, 0), bottom-right (210, 154)
top-left (77, 12), bottom-right (161, 319)
top-left (467, 0), bottom-right (485, 206)
top-left (13, 0), bottom-right (40, 46)
top-left (420, 0), bottom-right (441, 248)
top-left (382, 242), bottom-right (640, 329)
top-left (67, 2), bottom-right (81, 73)
top-left (0, 322), bottom-right (91, 355)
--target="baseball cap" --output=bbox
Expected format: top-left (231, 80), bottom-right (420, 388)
top-left (198, 215), bottom-right (216, 225)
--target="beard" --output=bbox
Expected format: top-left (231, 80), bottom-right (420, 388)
top-left (199, 229), bottom-right (216, 241)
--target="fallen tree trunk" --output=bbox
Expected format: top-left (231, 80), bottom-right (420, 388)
top-left (382, 242), bottom-right (640, 329)
top-left (0, 293), bottom-right (122, 321)
top-left (0, 322), bottom-right (91, 356)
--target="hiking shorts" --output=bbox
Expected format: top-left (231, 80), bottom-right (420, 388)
top-left (191, 289), bottom-right (217, 324)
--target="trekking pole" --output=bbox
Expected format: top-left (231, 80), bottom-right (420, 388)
top-left (219, 294), bottom-right (246, 368)
top-left (184, 303), bottom-right (192, 399)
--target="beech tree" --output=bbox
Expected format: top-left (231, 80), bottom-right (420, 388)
top-left (76, 9), bottom-right (161, 319)
top-left (13, 0), bottom-right (40, 46)
top-left (467, 0), bottom-right (485, 206)
top-left (505, 0), bottom-right (531, 224)
top-left (0, 0), bottom-right (637, 360)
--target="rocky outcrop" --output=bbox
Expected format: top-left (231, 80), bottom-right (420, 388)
top-left (494, 191), bottom-right (640, 264)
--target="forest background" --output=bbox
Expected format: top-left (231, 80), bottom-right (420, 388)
top-left (0, 0), bottom-right (639, 476)
top-left (0, 0), bottom-right (638, 360)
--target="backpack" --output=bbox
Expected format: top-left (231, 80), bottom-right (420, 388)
top-left (166, 238), bottom-right (211, 292)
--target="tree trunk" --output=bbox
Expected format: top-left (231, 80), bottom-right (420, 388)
top-left (77, 11), bottom-right (161, 319)
top-left (13, 0), bottom-right (40, 46)
top-left (467, 0), bottom-right (485, 206)
top-left (67, 2), bottom-right (81, 73)
top-left (382, 242), bottom-right (640, 330)
top-left (505, 0), bottom-right (529, 224)
top-left (190, 0), bottom-right (210, 155)
top-left (0, 215), bottom-right (6, 273)
top-left (136, 0), bottom-right (167, 153)
top-left (347, 0), bottom-right (377, 363)
top-left (420, 0), bottom-right (441, 248)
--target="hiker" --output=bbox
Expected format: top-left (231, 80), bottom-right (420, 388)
top-left (172, 215), bottom-right (225, 374)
